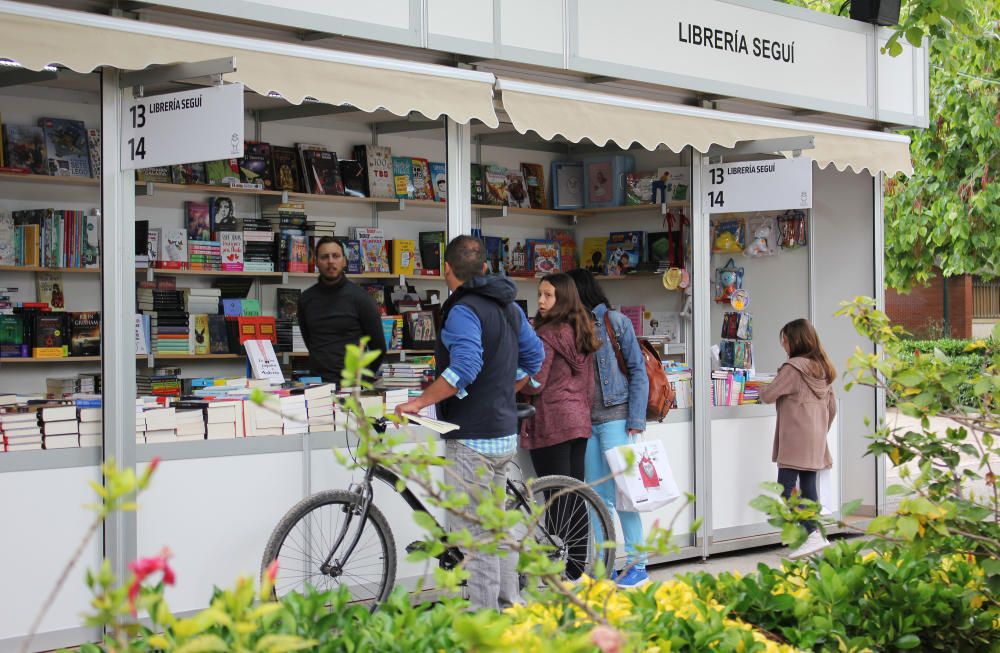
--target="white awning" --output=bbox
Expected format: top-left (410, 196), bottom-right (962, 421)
top-left (497, 79), bottom-right (912, 177)
top-left (0, 0), bottom-right (499, 127)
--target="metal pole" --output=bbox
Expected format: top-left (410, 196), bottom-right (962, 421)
top-left (444, 118), bottom-right (472, 239)
top-left (873, 172), bottom-right (887, 515)
top-left (690, 150), bottom-right (712, 558)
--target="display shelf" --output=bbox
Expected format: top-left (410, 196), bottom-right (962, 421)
top-left (285, 271), bottom-right (443, 280)
top-left (135, 181), bottom-right (283, 197)
top-left (136, 268), bottom-right (443, 281)
top-left (0, 171), bottom-right (100, 187)
top-left (141, 354), bottom-right (243, 360)
top-left (0, 356), bottom-right (101, 364)
top-left (0, 445), bottom-right (102, 474)
top-left (289, 349), bottom-right (433, 356)
top-left (507, 273), bottom-right (667, 282)
top-left (0, 265), bottom-right (100, 274)
top-left (581, 201), bottom-right (689, 215)
top-left (137, 268), bottom-right (285, 278)
top-left (473, 203), bottom-right (579, 218)
top-left (711, 404), bottom-right (776, 420)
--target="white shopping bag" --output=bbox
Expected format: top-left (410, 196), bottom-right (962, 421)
top-left (604, 438), bottom-right (681, 512)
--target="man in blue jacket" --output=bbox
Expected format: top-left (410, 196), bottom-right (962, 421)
top-left (396, 235), bottom-right (544, 610)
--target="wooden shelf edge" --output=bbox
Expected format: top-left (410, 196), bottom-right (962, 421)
top-left (0, 171), bottom-right (99, 187)
top-left (0, 266), bottom-right (100, 274)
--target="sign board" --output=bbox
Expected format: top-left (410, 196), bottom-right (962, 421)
top-left (121, 83), bottom-right (245, 170)
top-left (702, 157), bottom-right (812, 214)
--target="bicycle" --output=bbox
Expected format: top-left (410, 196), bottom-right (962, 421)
top-left (260, 404), bottom-right (616, 605)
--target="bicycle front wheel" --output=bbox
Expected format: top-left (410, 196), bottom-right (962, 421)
top-left (261, 490), bottom-right (397, 606)
top-left (524, 475), bottom-right (616, 581)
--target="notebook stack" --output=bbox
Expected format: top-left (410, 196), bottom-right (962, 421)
top-left (304, 384), bottom-right (335, 433)
top-left (241, 216), bottom-right (276, 272)
top-left (41, 403), bottom-right (79, 449)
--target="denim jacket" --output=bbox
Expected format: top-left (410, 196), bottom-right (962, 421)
top-left (592, 303), bottom-right (649, 432)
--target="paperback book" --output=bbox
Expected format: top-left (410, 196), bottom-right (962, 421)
top-left (271, 146), bottom-right (302, 192)
top-left (410, 158), bottom-right (434, 200)
top-left (354, 144), bottom-right (394, 199)
top-left (3, 124), bottom-right (47, 175)
top-left (69, 312), bottom-right (100, 356)
top-left (38, 117), bottom-right (91, 177)
top-left (392, 156), bottom-right (414, 199)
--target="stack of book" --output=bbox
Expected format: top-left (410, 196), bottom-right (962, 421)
top-left (742, 374), bottom-right (775, 405)
top-left (183, 289), bottom-right (221, 316)
top-left (242, 216), bottom-right (276, 272)
top-left (382, 388), bottom-right (409, 420)
top-left (41, 403), bottom-right (78, 449)
top-left (243, 399), bottom-right (283, 437)
top-left (187, 240), bottom-right (222, 272)
top-left (378, 357), bottom-right (435, 389)
top-left (1, 407), bottom-right (42, 451)
top-left (175, 408), bottom-right (207, 441)
top-left (292, 325), bottom-right (307, 353)
top-left (305, 216), bottom-right (337, 241)
top-left (77, 398), bottom-right (102, 447)
top-left (206, 399), bottom-right (243, 439)
top-left (267, 203), bottom-right (309, 273)
top-left (278, 394), bottom-right (308, 435)
top-left (140, 406), bottom-right (177, 444)
top-left (46, 373), bottom-right (101, 399)
top-left (710, 369), bottom-right (747, 407)
top-left (663, 363), bottom-right (693, 409)
top-left (136, 367), bottom-right (183, 398)
top-left (304, 384), bottom-right (335, 433)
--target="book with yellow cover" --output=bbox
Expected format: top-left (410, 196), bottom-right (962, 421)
top-left (582, 236), bottom-right (607, 275)
top-left (391, 239), bottom-right (416, 275)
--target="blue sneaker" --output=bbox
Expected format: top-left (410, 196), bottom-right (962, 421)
top-left (616, 568), bottom-right (650, 589)
top-left (609, 568), bottom-right (620, 582)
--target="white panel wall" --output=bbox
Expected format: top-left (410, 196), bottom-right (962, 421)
top-left (428, 0), bottom-right (494, 44)
top-left (0, 466), bottom-right (103, 640)
top-left (500, 0), bottom-right (563, 54)
top-left (810, 165), bottom-right (877, 510)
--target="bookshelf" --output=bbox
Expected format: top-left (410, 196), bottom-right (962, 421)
top-left (0, 172), bottom-right (100, 187)
top-left (0, 356), bottom-right (102, 364)
top-left (136, 268), bottom-right (443, 281)
top-left (0, 266), bottom-right (100, 274)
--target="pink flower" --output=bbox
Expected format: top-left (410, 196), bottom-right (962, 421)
top-left (264, 560), bottom-right (279, 585)
top-left (127, 547), bottom-right (176, 614)
top-left (590, 625), bottom-right (625, 653)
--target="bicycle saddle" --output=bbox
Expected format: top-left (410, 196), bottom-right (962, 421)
top-left (516, 403), bottom-right (535, 421)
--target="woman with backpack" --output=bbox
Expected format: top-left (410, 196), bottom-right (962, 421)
top-left (567, 269), bottom-right (650, 588)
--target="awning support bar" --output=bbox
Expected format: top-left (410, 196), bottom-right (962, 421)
top-left (705, 136), bottom-right (815, 158)
top-left (119, 56), bottom-right (236, 89)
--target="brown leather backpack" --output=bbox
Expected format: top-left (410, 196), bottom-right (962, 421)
top-left (603, 313), bottom-right (674, 422)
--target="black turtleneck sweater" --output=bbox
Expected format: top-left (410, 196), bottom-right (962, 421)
top-left (296, 277), bottom-right (386, 384)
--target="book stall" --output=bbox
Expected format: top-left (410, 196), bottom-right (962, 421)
top-left (0, 1), bottom-right (924, 650)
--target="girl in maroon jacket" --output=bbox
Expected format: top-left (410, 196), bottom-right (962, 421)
top-left (519, 273), bottom-right (601, 481)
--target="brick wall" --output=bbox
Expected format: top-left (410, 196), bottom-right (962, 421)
top-left (885, 272), bottom-right (972, 338)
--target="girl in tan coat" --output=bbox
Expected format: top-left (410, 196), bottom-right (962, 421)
top-left (760, 318), bottom-right (837, 559)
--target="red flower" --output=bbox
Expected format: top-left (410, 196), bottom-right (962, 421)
top-left (264, 560), bottom-right (279, 585)
top-left (126, 547), bottom-right (176, 614)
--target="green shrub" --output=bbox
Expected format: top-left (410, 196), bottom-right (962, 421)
top-left (884, 338), bottom-right (983, 407)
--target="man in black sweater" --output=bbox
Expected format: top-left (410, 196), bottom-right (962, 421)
top-left (297, 237), bottom-right (386, 384)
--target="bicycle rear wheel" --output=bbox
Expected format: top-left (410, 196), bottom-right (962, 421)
top-left (523, 475), bottom-right (616, 581)
top-left (261, 490), bottom-right (396, 606)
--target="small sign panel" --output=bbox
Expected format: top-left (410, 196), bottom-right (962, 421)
top-left (702, 157), bottom-right (812, 214)
top-left (121, 83), bottom-right (245, 170)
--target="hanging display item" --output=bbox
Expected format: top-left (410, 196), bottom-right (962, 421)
top-left (744, 214), bottom-right (779, 257)
top-left (711, 216), bottom-right (744, 254)
top-left (662, 267), bottom-right (683, 291)
top-left (777, 210), bottom-right (808, 249)
top-left (714, 258), bottom-right (744, 304)
top-left (730, 288), bottom-right (750, 311)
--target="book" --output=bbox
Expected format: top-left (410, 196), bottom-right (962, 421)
top-left (655, 166), bottom-right (690, 202)
top-left (391, 239), bottom-right (416, 276)
top-left (276, 288), bottom-right (300, 321)
top-left (551, 161), bottom-right (584, 210)
top-left (583, 154), bottom-right (634, 208)
top-left (219, 231), bottom-right (244, 271)
top-left (404, 310), bottom-right (436, 349)
top-left (185, 201), bottom-right (211, 241)
top-left (410, 158), bottom-right (434, 200)
top-left (624, 171), bottom-right (658, 205)
top-left (399, 413), bottom-right (458, 435)
top-left (83, 211), bottom-right (101, 268)
top-left (136, 166), bottom-right (172, 183)
top-left (545, 228), bottom-right (576, 272)
top-left (644, 310), bottom-right (682, 342)
top-left (86, 128), bottom-right (101, 179)
top-left (360, 238), bottom-right (390, 273)
top-left (245, 339), bottom-right (285, 383)
top-left (529, 240), bottom-right (560, 276)
top-left (239, 141), bottom-right (273, 189)
top-left (35, 272), bottom-right (65, 310)
top-left (501, 170), bottom-right (530, 209)
top-left (159, 228), bottom-right (188, 268)
top-left (303, 150), bottom-right (343, 195)
top-left (3, 124), bottom-right (47, 174)
top-left (193, 314), bottom-right (210, 355)
top-left (470, 163), bottom-right (486, 204)
top-left (355, 144), bottom-right (394, 199)
top-left (582, 236), bottom-right (607, 275)
top-left (484, 165), bottom-right (508, 205)
top-left (620, 305), bottom-right (644, 336)
top-left (418, 231), bottom-right (444, 275)
top-left (68, 311), bottom-right (100, 356)
top-left (38, 117), bottom-right (91, 177)
top-left (484, 236), bottom-right (507, 275)
top-left (606, 237), bottom-right (641, 276)
top-left (207, 314), bottom-right (230, 354)
top-left (392, 156), bottom-right (414, 199)
top-left (429, 161), bottom-right (447, 202)
top-left (33, 313), bottom-right (66, 356)
top-left (0, 314), bottom-right (27, 358)
top-left (271, 145), bottom-right (303, 192)
top-left (0, 212), bottom-right (13, 266)
top-left (521, 163), bottom-right (547, 209)
top-left (344, 240), bottom-right (361, 274)
top-left (171, 162), bottom-right (207, 185)
top-left (287, 235), bottom-right (309, 273)
top-left (338, 159), bottom-right (365, 197)
top-left (205, 159), bottom-right (240, 185)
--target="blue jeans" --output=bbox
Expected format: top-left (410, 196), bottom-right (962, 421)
top-left (585, 420), bottom-right (646, 570)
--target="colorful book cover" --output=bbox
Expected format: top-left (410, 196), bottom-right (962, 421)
top-left (239, 141), bottom-right (273, 189)
top-left (609, 231), bottom-right (646, 263)
top-left (0, 212), bottom-right (14, 266)
top-left (418, 231), bottom-right (444, 275)
top-left (505, 170), bottom-right (532, 208)
top-left (345, 240), bottom-right (361, 274)
top-left (545, 228), bottom-right (577, 271)
top-left (147, 228), bottom-right (161, 266)
top-left (33, 313), bottom-right (66, 356)
top-left (529, 240), bottom-right (560, 276)
top-left (355, 144), bottom-right (394, 199)
top-left (360, 238), bottom-right (390, 273)
top-left (521, 163), bottom-right (547, 209)
top-left (304, 150), bottom-right (343, 195)
top-left (193, 314), bottom-right (210, 355)
top-left (171, 162), bottom-right (207, 185)
top-left (391, 239), bottom-right (416, 275)
top-left (484, 165), bottom-right (509, 206)
top-left (392, 156), bottom-right (414, 199)
top-left (470, 163), bottom-right (485, 204)
top-left (86, 128), bottom-right (101, 179)
top-left (296, 143), bottom-right (326, 192)
top-left (606, 238), bottom-right (641, 276)
top-left (240, 298), bottom-right (262, 317)
top-left (484, 236), bottom-right (507, 275)
top-left (429, 162), bottom-right (447, 202)
top-left (159, 228), bottom-right (188, 268)
top-left (136, 166), bottom-right (172, 183)
top-left (287, 235), bottom-right (309, 273)
top-left (655, 166), bottom-right (690, 202)
top-left (219, 231), bottom-right (244, 271)
top-left (185, 201), bottom-right (211, 241)
top-left (38, 117), bottom-right (90, 177)
top-left (0, 314), bottom-right (26, 357)
top-left (619, 305), bottom-right (644, 336)
top-left (584, 155), bottom-right (634, 208)
top-left (36, 272), bottom-right (65, 310)
top-left (551, 161), bottom-right (584, 210)
top-left (624, 171), bottom-right (658, 205)
top-left (3, 124), bottom-right (47, 174)
top-left (205, 159), bottom-right (240, 185)
top-left (221, 298), bottom-right (243, 317)
top-left (582, 236), bottom-right (607, 275)
top-left (83, 211), bottom-right (100, 268)
top-left (207, 314), bottom-right (230, 353)
top-left (410, 158), bottom-right (434, 200)
top-left (271, 145), bottom-right (302, 192)
top-left (647, 231), bottom-right (674, 266)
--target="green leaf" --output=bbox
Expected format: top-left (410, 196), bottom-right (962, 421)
top-left (905, 27), bottom-right (924, 47)
top-left (886, 484), bottom-right (910, 496)
top-left (895, 634), bottom-right (921, 649)
top-left (173, 635), bottom-right (230, 653)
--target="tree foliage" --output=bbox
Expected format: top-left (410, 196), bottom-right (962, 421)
top-left (780, 1), bottom-right (999, 290)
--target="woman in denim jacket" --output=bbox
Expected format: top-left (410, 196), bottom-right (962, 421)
top-left (567, 269), bottom-right (650, 587)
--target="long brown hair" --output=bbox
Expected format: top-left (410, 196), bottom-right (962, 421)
top-left (781, 318), bottom-right (836, 384)
top-left (535, 273), bottom-right (601, 354)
